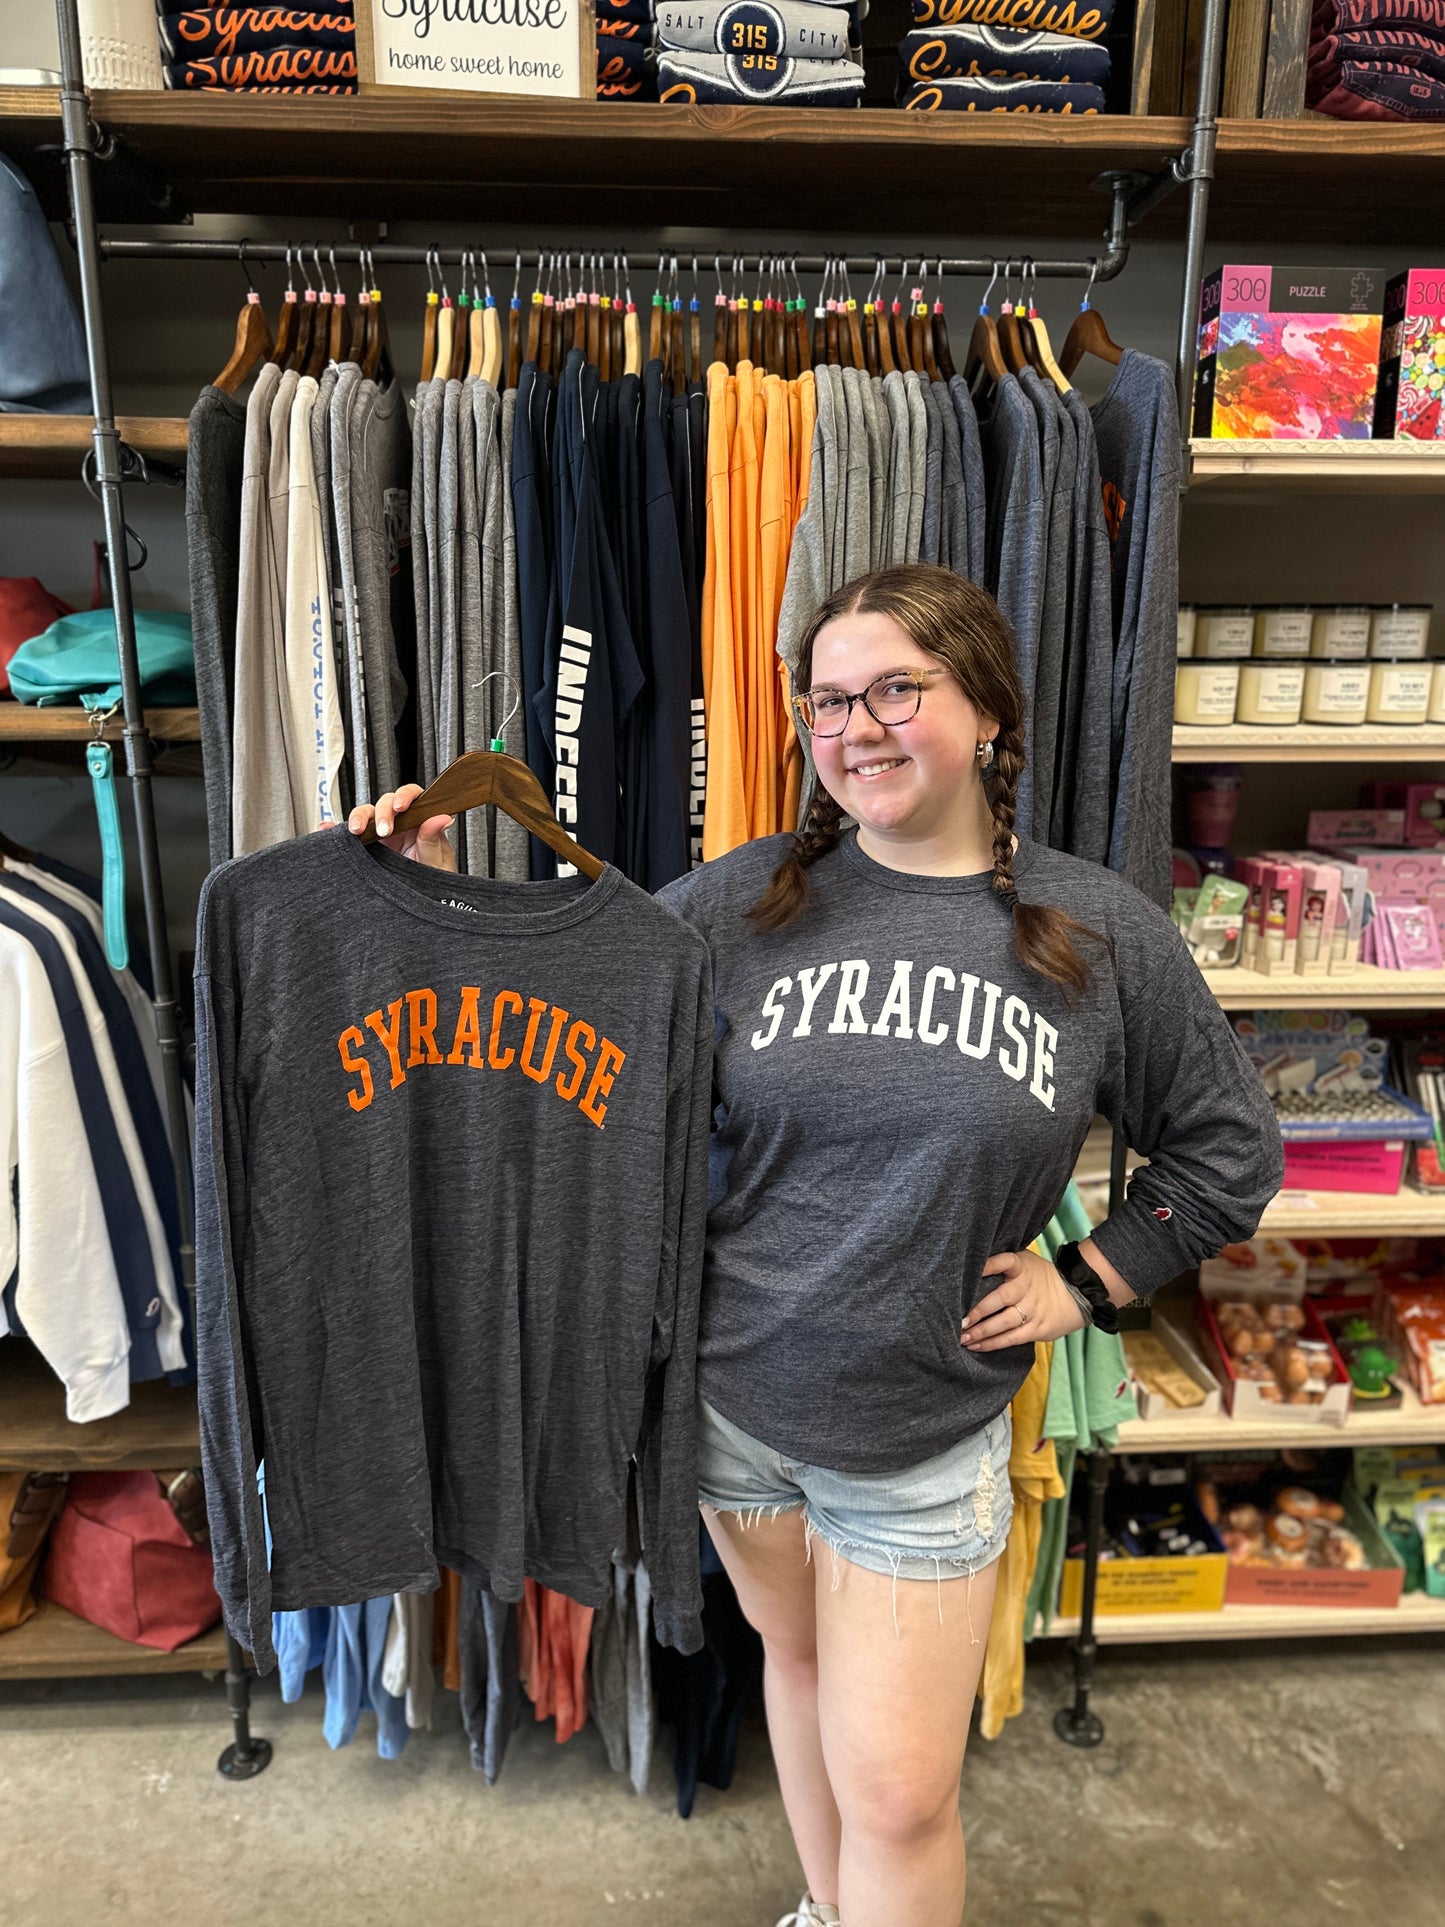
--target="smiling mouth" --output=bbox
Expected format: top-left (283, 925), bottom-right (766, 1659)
top-left (849, 757), bottom-right (909, 779)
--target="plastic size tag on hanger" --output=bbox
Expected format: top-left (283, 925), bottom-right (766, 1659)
top-left (85, 708), bottom-right (128, 971)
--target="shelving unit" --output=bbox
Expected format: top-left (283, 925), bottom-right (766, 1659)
top-left (0, 413), bottom-right (186, 479)
top-left (1188, 439), bottom-right (1445, 494)
top-left (1117, 1383), bottom-right (1445, 1454)
top-left (1046, 1594), bottom-right (1445, 1645)
top-left (1173, 723), bottom-right (1445, 763)
top-left (0, 1604), bottom-right (227, 1682)
top-left (1209, 965), bottom-right (1445, 1011)
top-left (0, 706), bottom-right (200, 742)
top-left (1259, 1186), bottom-right (1445, 1236)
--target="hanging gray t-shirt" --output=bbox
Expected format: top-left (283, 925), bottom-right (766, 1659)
top-left (948, 373), bottom-right (988, 585)
top-left (1091, 349), bottom-right (1182, 908)
top-left (186, 383), bottom-right (248, 869)
top-left (194, 830), bottom-right (714, 1671)
top-left (659, 829), bottom-right (1281, 1475)
top-left (978, 373), bottom-right (1044, 829)
top-left (1054, 386), bottom-right (1114, 865)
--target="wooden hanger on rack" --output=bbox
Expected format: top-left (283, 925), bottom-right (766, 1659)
top-left (214, 242), bottom-right (272, 394)
top-left (355, 749), bottom-right (605, 881)
top-left (420, 247), bottom-right (440, 384)
top-left (997, 262), bottom-right (1028, 376)
top-left (1019, 259), bottom-right (1071, 396)
top-left (689, 258), bottom-right (703, 387)
top-left (931, 267), bottom-right (957, 383)
top-left (889, 261), bottom-right (913, 374)
top-left (326, 248), bottom-right (351, 366)
top-left (965, 260), bottom-right (1008, 393)
top-left (268, 244), bottom-right (301, 369)
top-left (302, 245), bottom-right (332, 379)
top-left (1060, 258), bottom-right (1124, 379)
top-left (288, 245), bottom-right (319, 375)
top-left (506, 252), bottom-right (523, 391)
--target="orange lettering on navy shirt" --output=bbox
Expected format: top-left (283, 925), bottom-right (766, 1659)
top-left (521, 997), bottom-right (569, 1083)
top-left (489, 990), bottom-right (523, 1070)
top-left (338, 1025), bottom-right (374, 1112)
top-left (448, 987), bottom-right (485, 1068)
top-left (580, 1039), bottom-right (627, 1128)
top-left (364, 998), bottom-right (407, 1089)
top-left (406, 987), bottom-right (442, 1067)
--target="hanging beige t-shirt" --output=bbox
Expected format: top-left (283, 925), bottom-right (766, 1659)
top-left (232, 362), bottom-right (297, 856)
top-left (284, 375), bottom-right (346, 833)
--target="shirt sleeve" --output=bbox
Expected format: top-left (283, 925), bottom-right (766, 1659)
top-left (194, 959), bottom-right (278, 1673)
top-left (1090, 941), bottom-right (1284, 1300)
top-left (634, 952), bottom-right (713, 1656)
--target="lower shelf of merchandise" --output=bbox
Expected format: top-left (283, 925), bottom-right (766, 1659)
top-left (0, 1601), bottom-right (229, 1680)
top-left (1117, 1381), bottom-right (1445, 1453)
top-left (1044, 1592), bottom-right (1445, 1644)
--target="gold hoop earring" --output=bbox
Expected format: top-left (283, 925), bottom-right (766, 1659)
top-left (976, 740), bottom-right (995, 771)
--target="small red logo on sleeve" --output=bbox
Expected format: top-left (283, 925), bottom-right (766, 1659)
top-left (1153, 1206), bottom-right (1173, 1221)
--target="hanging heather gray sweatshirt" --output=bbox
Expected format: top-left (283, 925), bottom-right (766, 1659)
top-left (194, 830), bottom-right (713, 1671)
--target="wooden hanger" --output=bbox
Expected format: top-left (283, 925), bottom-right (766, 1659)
top-left (0, 826), bottom-right (37, 866)
top-left (842, 264), bottom-right (866, 374)
top-left (624, 274), bottom-right (643, 378)
top-left (713, 254), bottom-right (728, 368)
top-left (480, 261), bottom-right (504, 389)
top-left (326, 250), bottom-right (352, 366)
top-left (1019, 262), bottom-right (1072, 395)
top-left (355, 750), bottom-right (605, 881)
top-left (913, 264), bottom-right (940, 382)
top-left (1060, 260), bottom-right (1124, 380)
top-left (420, 248), bottom-right (440, 384)
top-left (360, 250), bottom-right (392, 386)
top-left (506, 253), bottom-right (523, 390)
top-left (612, 256), bottom-right (627, 378)
top-left (214, 252), bottom-right (272, 395)
top-left (965, 262), bottom-right (1008, 392)
top-left (932, 286), bottom-right (957, 383)
top-left (302, 246), bottom-right (331, 379)
top-left (689, 259), bottom-right (703, 386)
top-left (889, 261), bottom-right (913, 373)
top-left (997, 261), bottom-right (1028, 376)
top-left (268, 245), bottom-right (300, 368)
top-left (435, 253), bottom-right (458, 386)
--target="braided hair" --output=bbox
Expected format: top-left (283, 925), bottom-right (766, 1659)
top-left (747, 565), bottom-right (1097, 997)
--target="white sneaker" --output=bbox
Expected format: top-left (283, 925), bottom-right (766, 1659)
top-left (775, 1898), bottom-right (841, 1927)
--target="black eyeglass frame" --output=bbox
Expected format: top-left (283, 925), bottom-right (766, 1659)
top-left (793, 667), bottom-right (947, 739)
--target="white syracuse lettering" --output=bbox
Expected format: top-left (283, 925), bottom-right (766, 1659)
top-left (554, 623), bottom-right (591, 877)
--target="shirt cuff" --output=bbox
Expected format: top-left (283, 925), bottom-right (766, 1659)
top-left (1090, 1202), bottom-right (1193, 1303)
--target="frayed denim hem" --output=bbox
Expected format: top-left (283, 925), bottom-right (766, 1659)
top-left (700, 1494), bottom-right (1011, 1642)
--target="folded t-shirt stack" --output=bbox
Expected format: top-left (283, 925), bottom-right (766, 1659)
top-left (898, 0), bottom-right (1111, 111)
top-left (158, 4), bottom-right (357, 93)
top-left (657, 0), bottom-right (867, 106)
top-left (1307, 0), bottom-right (1445, 120)
top-left (597, 0), bottom-right (660, 99)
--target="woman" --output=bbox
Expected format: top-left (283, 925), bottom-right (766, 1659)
top-left (349, 565), bottom-right (1282, 1927)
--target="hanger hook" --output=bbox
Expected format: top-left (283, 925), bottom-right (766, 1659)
top-left (237, 237), bottom-right (259, 296)
top-left (311, 242), bottom-right (328, 297)
top-left (296, 244), bottom-right (314, 294)
top-left (979, 257), bottom-right (998, 315)
top-left (470, 670), bottom-right (524, 751)
top-left (1080, 256), bottom-right (1098, 312)
top-left (425, 247), bottom-right (439, 297)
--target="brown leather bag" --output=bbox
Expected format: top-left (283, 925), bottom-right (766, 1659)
top-left (1, 1471), bottom-right (69, 1632)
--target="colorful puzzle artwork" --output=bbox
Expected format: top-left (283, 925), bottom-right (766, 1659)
top-left (1193, 265), bottom-right (1385, 441)
top-left (1375, 271), bottom-right (1445, 441)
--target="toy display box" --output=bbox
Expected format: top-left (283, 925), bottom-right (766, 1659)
top-left (1193, 264), bottom-right (1386, 440)
top-left (1196, 1463), bottom-right (1405, 1611)
top-left (1060, 1479), bottom-right (1228, 1618)
top-left (1375, 270), bottom-right (1445, 441)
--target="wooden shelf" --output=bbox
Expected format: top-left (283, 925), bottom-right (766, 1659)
top-left (0, 1342), bottom-right (198, 1472)
top-left (0, 414), bottom-right (187, 480)
top-left (0, 1601), bottom-right (227, 1680)
top-left (1045, 1591), bottom-right (1445, 1644)
top-left (1189, 439), bottom-right (1445, 494)
top-left (1174, 723), bottom-right (1445, 764)
top-left (1117, 1381), bottom-right (1445, 1453)
top-left (1209, 964), bottom-right (1445, 1010)
top-left (0, 705), bottom-right (200, 743)
top-left (1259, 1185), bottom-right (1445, 1236)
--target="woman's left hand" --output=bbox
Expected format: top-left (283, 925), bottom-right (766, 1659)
top-left (961, 1248), bottom-right (1088, 1352)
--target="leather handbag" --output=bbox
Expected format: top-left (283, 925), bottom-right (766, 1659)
top-left (41, 1470), bottom-right (222, 1651)
top-left (5, 607), bottom-right (196, 709)
top-left (0, 1471), bottom-right (69, 1634)
top-left (0, 576), bottom-right (72, 696)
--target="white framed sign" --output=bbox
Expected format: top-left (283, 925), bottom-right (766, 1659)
top-left (357, 0), bottom-right (594, 101)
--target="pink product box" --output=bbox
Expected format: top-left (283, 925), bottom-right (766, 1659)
top-left (1375, 270), bottom-right (1445, 441)
top-left (1339, 849), bottom-right (1445, 953)
top-left (1360, 784), bottom-right (1445, 848)
top-left (1282, 1139), bottom-right (1408, 1195)
top-left (1307, 809), bottom-right (1406, 848)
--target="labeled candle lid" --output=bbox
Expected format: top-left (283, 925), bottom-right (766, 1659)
top-left (1371, 603), bottom-right (1431, 613)
top-left (1196, 604), bottom-right (1252, 614)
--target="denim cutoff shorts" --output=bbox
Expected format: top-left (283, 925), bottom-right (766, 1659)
top-left (697, 1396), bottom-right (1013, 1606)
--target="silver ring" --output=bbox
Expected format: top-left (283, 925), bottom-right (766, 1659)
top-left (1017, 1306), bottom-right (1027, 1328)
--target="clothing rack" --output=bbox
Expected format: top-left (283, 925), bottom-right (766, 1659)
top-left (35, 0), bottom-right (1228, 1774)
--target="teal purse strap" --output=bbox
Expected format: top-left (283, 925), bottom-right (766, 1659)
top-left (84, 707), bottom-right (128, 972)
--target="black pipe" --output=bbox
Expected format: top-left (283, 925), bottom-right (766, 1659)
top-left (1175, 0), bottom-right (1228, 436)
top-left (53, 0), bottom-right (195, 1299)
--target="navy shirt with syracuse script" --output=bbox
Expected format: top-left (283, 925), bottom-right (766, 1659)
top-left (194, 829), bottom-right (713, 1672)
top-left (659, 830), bottom-right (1281, 1474)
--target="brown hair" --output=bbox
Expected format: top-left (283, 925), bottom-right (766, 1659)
top-left (747, 564), bottom-right (1099, 997)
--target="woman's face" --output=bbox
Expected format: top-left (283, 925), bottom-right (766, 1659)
top-left (807, 610), bottom-right (998, 839)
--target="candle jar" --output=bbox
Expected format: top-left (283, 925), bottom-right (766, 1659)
top-left (1428, 662), bottom-right (1445, 727)
top-left (1367, 658), bottom-right (1432, 725)
top-left (1370, 605), bottom-right (1432, 658)
top-left (1236, 659), bottom-right (1306, 724)
top-left (1252, 606), bottom-right (1312, 657)
top-left (1194, 607), bottom-right (1254, 658)
top-left (1310, 605), bottom-right (1371, 659)
top-left (1177, 606), bottom-right (1197, 657)
top-left (1174, 660), bottom-right (1240, 726)
top-left (1301, 659), bottom-right (1369, 725)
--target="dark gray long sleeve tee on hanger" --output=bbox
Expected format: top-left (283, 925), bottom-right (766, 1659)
top-left (660, 831), bottom-right (1282, 1474)
top-left (194, 830), bottom-right (713, 1671)
top-left (979, 373), bottom-right (1044, 827)
top-left (1091, 349), bottom-right (1182, 908)
top-left (1055, 386), bottom-right (1114, 864)
top-left (186, 384), bottom-right (248, 869)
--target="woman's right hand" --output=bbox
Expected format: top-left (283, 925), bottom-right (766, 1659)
top-left (346, 784), bottom-right (458, 872)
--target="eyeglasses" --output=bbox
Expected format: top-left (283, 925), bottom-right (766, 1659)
top-left (794, 669), bottom-right (944, 739)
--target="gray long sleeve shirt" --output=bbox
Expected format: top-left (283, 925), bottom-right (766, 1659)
top-left (194, 831), bottom-right (713, 1671)
top-left (660, 830), bottom-right (1282, 1474)
top-left (186, 384), bottom-right (248, 870)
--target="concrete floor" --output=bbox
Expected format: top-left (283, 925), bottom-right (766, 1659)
top-left (1, 1635), bottom-right (1440, 1927)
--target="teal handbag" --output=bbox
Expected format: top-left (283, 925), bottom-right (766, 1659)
top-left (6, 607), bottom-right (195, 708)
top-left (7, 608), bottom-right (195, 973)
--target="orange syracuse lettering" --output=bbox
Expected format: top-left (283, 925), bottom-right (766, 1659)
top-left (555, 1019), bottom-right (597, 1103)
top-left (447, 986), bottom-right (485, 1067)
top-left (579, 1039), bottom-right (627, 1128)
top-left (521, 998), bottom-right (569, 1083)
top-left (338, 1025), bottom-right (375, 1112)
top-left (364, 998), bottom-right (407, 1089)
top-left (489, 990), bottom-right (523, 1070)
top-left (405, 987), bottom-right (442, 1067)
